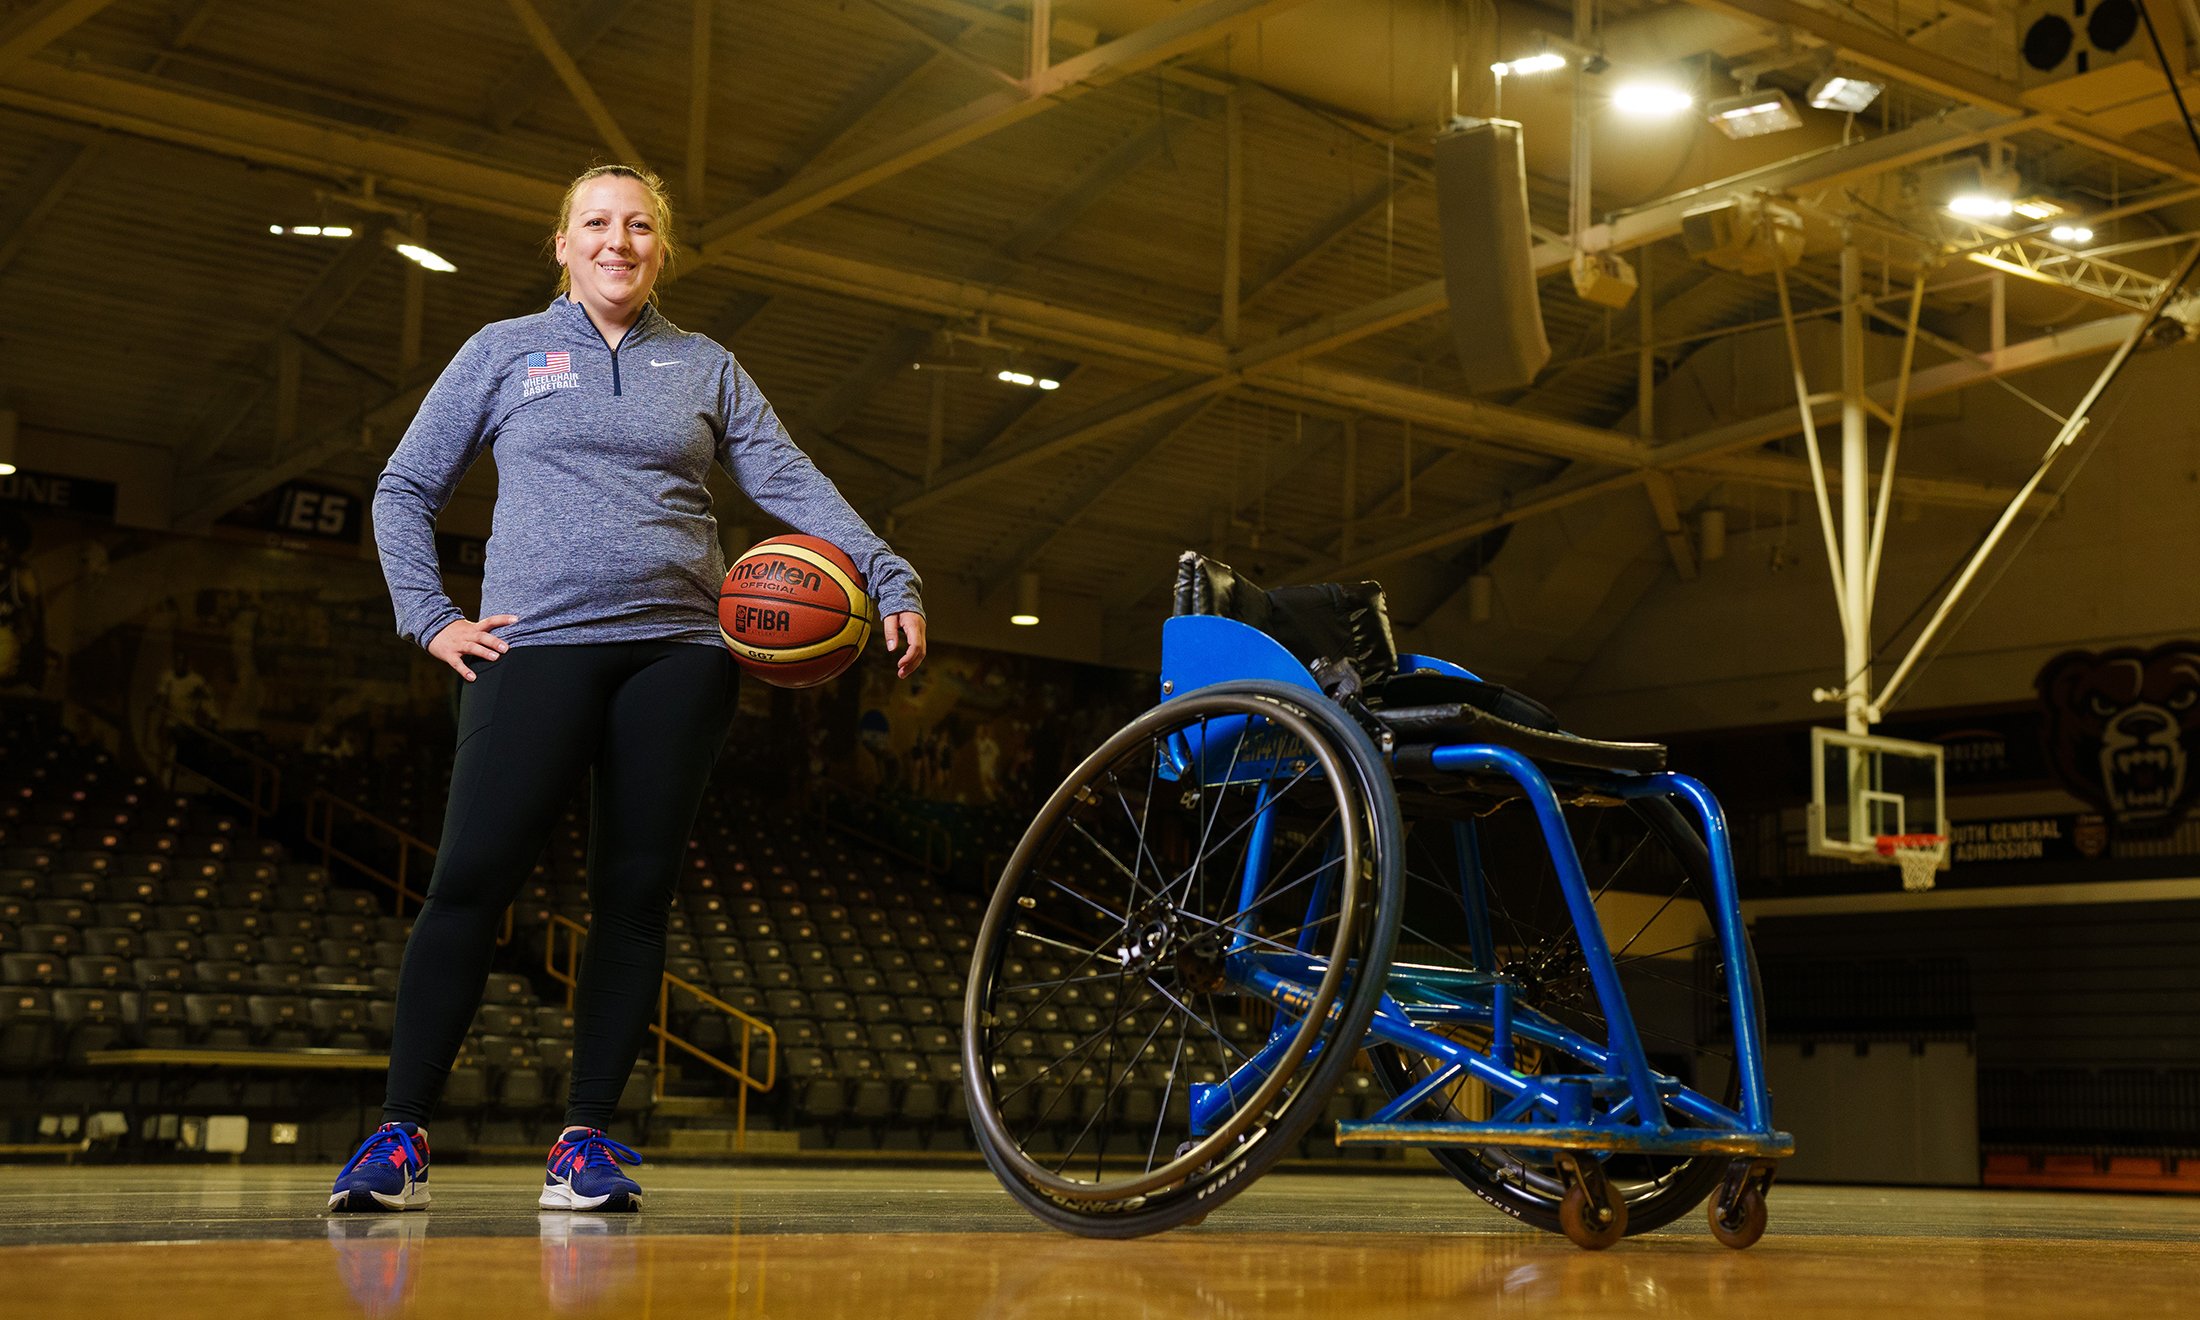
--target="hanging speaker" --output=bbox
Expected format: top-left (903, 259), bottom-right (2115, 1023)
top-left (1433, 119), bottom-right (1550, 394)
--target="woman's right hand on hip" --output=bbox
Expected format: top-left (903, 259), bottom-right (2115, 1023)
top-left (429, 615), bottom-right (520, 681)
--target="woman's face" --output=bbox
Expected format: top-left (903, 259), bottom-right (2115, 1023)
top-left (554, 175), bottom-right (665, 316)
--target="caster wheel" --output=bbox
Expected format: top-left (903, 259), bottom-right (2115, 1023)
top-left (1708, 1184), bottom-right (1767, 1249)
top-left (1558, 1179), bottom-right (1627, 1250)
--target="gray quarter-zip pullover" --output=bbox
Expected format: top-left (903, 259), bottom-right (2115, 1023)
top-left (372, 296), bottom-right (922, 650)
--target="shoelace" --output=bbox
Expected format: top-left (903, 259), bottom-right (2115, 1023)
top-left (551, 1130), bottom-right (642, 1176)
top-left (338, 1124), bottom-right (424, 1178)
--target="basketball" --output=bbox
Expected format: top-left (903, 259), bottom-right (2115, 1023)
top-left (717, 533), bottom-right (876, 688)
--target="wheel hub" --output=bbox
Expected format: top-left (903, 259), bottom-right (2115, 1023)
top-left (1117, 903), bottom-right (1181, 975)
top-left (1175, 930), bottom-right (1229, 993)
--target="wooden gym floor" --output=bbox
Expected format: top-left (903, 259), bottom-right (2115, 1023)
top-left (3, 1164), bottom-right (2194, 1317)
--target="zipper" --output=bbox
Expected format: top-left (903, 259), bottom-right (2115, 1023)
top-left (577, 302), bottom-right (646, 397)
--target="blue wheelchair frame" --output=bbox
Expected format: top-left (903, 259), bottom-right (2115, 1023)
top-left (1158, 613), bottom-right (1792, 1164)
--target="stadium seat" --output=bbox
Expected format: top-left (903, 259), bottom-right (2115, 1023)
top-left (132, 957), bottom-right (190, 991)
top-left (0, 986), bottom-right (54, 1069)
top-left (53, 988), bottom-right (125, 1062)
top-left (143, 928), bottom-right (201, 959)
top-left (82, 926), bottom-right (142, 960)
top-left (183, 993), bottom-right (252, 1048)
top-left (65, 954), bottom-right (128, 990)
top-left (246, 994), bottom-right (312, 1047)
top-left (17, 923), bottom-right (79, 956)
top-left (309, 998), bottom-right (372, 1049)
top-left (125, 988), bottom-right (189, 1048)
top-left (2, 951), bottom-right (63, 986)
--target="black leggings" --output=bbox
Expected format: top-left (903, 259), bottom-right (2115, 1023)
top-left (382, 639), bottom-right (740, 1129)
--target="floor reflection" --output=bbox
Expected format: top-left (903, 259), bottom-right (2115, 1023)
top-left (7, 1170), bottom-right (2198, 1320)
top-left (294, 1221), bottom-right (2200, 1320)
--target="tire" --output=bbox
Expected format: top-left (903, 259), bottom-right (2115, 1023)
top-left (963, 680), bottom-right (1403, 1236)
top-left (1367, 793), bottom-right (1755, 1238)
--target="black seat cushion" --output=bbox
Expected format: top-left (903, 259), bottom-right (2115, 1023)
top-left (1372, 672), bottom-right (1562, 733)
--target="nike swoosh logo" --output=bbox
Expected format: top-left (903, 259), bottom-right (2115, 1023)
top-left (650, 359), bottom-right (683, 367)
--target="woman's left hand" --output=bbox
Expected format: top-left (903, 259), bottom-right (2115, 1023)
top-left (883, 611), bottom-right (927, 678)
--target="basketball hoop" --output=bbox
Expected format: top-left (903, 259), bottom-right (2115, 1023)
top-left (1875, 833), bottom-right (1948, 893)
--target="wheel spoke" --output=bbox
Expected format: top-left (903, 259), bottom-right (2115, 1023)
top-left (1142, 974), bottom-right (1252, 1063)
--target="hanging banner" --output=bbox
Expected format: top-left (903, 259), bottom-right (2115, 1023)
top-left (216, 480), bottom-right (363, 545)
top-left (0, 468), bottom-right (118, 520)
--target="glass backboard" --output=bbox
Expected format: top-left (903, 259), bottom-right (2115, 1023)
top-left (1807, 728), bottom-right (1948, 872)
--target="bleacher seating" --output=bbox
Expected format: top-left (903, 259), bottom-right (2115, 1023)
top-left (2, 694), bottom-right (1394, 1159)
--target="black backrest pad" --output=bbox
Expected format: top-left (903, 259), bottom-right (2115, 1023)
top-left (1173, 552), bottom-right (1398, 684)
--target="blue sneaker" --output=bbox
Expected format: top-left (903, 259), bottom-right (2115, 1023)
top-left (328, 1122), bottom-right (431, 1212)
top-left (539, 1128), bottom-right (643, 1212)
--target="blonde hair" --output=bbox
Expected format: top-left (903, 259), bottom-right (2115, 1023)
top-left (552, 163), bottom-right (678, 298)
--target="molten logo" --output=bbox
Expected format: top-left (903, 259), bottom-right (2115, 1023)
top-left (732, 559), bottom-right (822, 592)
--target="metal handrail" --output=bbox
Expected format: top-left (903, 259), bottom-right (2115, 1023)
top-left (302, 788), bottom-right (512, 944)
top-left (163, 716), bottom-right (281, 824)
top-left (303, 788), bottom-right (434, 913)
top-left (543, 912), bottom-right (777, 1148)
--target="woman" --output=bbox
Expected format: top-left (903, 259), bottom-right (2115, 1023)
top-left (331, 164), bottom-right (925, 1213)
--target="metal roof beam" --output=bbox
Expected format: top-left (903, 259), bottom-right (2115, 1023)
top-left (693, 0), bottom-right (1317, 253)
top-left (1241, 177), bottom-right (1403, 310)
top-left (1287, 466), bottom-right (1650, 582)
top-left (501, 0), bottom-right (641, 164)
top-left (1689, 451), bottom-right (2053, 512)
top-left (778, 46), bottom-right (941, 181)
top-left (0, 59), bottom-right (564, 222)
top-left (483, 0), bottom-right (635, 132)
top-left (975, 395), bottom-right (1225, 599)
top-left (0, 60), bottom-right (1716, 487)
top-left (0, 0), bottom-right (120, 76)
top-left (805, 324), bottom-right (933, 438)
top-left (0, 138), bottom-right (93, 276)
top-left (178, 224), bottom-right (393, 471)
top-left (1651, 313), bottom-right (2142, 470)
top-left (1261, 105), bottom-right (2027, 373)
top-left (895, 372), bottom-right (1235, 518)
top-left (973, 118), bottom-right (1172, 280)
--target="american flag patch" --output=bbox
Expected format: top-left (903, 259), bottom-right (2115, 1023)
top-left (527, 351), bottom-right (571, 377)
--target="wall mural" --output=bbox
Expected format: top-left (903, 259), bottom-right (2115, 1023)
top-left (8, 507), bottom-right (1155, 824)
top-left (2036, 642), bottom-right (2200, 837)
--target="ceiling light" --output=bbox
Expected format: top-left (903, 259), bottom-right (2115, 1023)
top-left (2050, 225), bottom-right (2095, 244)
top-left (1613, 83), bottom-right (1694, 118)
top-left (2011, 197), bottom-right (2065, 221)
top-left (1705, 89), bottom-right (1803, 139)
top-left (1010, 572), bottom-right (1040, 627)
top-left (268, 224), bottom-right (354, 238)
top-left (1947, 194), bottom-right (2014, 219)
top-left (1491, 53), bottom-right (1566, 77)
top-left (392, 242), bottom-right (456, 273)
top-left (995, 370), bottom-right (1059, 390)
top-left (1806, 71), bottom-right (1881, 113)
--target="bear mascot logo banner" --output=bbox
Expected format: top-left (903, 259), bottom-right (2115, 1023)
top-left (2035, 642), bottom-right (2200, 836)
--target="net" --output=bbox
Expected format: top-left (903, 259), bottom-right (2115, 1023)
top-left (1875, 833), bottom-right (1948, 893)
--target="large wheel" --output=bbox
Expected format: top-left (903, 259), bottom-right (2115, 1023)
top-left (1368, 793), bottom-right (1756, 1239)
top-left (963, 680), bottom-right (1403, 1237)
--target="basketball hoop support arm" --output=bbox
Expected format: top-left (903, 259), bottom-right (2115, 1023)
top-left (1869, 236), bottom-right (2200, 720)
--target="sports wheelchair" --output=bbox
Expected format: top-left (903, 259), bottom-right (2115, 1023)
top-left (960, 553), bottom-right (1791, 1249)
